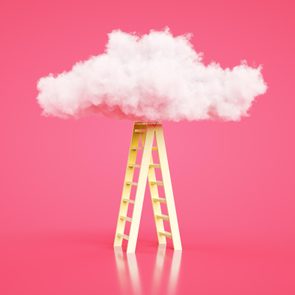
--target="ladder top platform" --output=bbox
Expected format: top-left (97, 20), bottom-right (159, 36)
top-left (134, 121), bottom-right (162, 126)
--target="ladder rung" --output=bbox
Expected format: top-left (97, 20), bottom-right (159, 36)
top-left (126, 181), bottom-right (138, 186)
top-left (128, 164), bottom-right (140, 168)
top-left (152, 197), bottom-right (166, 203)
top-left (150, 181), bottom-right (163, 186)
top-left (130, 147), bottom-right (158, 151)
top-left (159, 231), bottom-right (172, 238)
top-left (155, 214), bottom-right (169, 221)
top-left (123, 198), bottom-right (135, 204)
top-left (130, 147), bottom-right (142, 151)
top-left (150, 164), bottom-right (161, 168)
top-left (117, 233), bottom-right (129, 240)
top-left (120, 216), bottom-right (132, 222)
top-left (134, 129), bottom-right (146, 134)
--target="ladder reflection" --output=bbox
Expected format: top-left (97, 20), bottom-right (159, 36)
top-left (114, 246), bottom-right (182, 294)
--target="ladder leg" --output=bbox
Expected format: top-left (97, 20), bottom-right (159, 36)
top-left (148, 154), bottom-right (167, 245)
top-left (167, 249), bottom-right (182, 293)
top-left (155, 126), bottom-right (182, 251)
top-left (152, 244), bottom-right (166, 291)
top-left (114, 125), bottom-right (140, 247)
top-left (126, 253), bottom-right (141, 294)
top-left (127, 127), bottom-right (155, 253)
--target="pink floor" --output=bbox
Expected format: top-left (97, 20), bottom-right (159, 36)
top-left (1, 232), bottom-right (294, 295)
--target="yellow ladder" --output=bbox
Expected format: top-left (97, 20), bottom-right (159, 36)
top-left (114, 122), bottom-right (182, 253)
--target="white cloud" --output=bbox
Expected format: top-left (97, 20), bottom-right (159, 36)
top-left (37, 29), bottom-right (267, 121)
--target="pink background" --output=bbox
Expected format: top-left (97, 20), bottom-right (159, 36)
top-left (0, 0), bottom-right (294, 294)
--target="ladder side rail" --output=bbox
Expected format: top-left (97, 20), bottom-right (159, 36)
top-left (114, 126), bottom-right (140, 247)
top-left (148, 154), bottom-right (167, 245)
top-left (155, 126), bottom-right (182, 250)
top-left (127, 127), bottom-right (155, 253)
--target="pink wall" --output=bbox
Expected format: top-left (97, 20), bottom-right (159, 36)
top-left (0, 0), bottom-right (294, 250)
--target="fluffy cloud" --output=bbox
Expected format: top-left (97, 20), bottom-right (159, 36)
top-left (37, 29), bottom-right (267, 121)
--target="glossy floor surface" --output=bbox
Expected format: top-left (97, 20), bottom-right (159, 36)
top-left (1, 232), bottom-right (294, 295)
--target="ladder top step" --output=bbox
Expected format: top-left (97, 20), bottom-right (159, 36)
top-left (152, 197), bottom-right (166, 203)
top-left (159, 231), bottom-right (172, 238)
top-left (117, 233), bottom-right (129, 240)
top-left (135, 122), bottom-right (161, 126)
